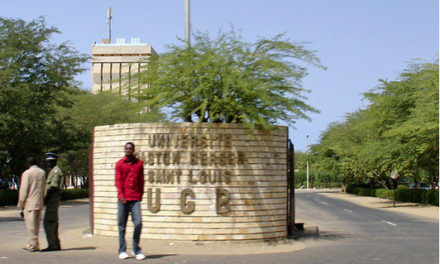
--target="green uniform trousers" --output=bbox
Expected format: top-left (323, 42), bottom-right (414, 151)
top-left (43, 195), bottom-right (61, 249)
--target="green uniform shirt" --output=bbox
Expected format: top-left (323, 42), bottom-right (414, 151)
top-left (45, 165), bottom-right (64, 196)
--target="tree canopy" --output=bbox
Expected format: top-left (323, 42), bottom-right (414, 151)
top-left (0, 17), bottom-right (164, 181)
top-left (310, 61), bottom-right (439, 187)
top-left (0, 17), bottom-right (88, 176)
top-left (137, 30), bottom-right (324, 129)
top-left (55, 91), bottom-right (164, 185)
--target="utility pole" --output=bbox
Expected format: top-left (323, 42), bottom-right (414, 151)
top-left (107, 7), bottom-right (113, 43)
top-left (184, 0), bottom-right (191, 47)
top-left (306, 134), bottom-right (310, 190)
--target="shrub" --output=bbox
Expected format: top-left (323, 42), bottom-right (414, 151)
top-left (357, 187), bottom-right (371, 196)
top-left (374, 188), bottom-right (392, 200)
top-left (0, 190), bottom-right (18, 206)
top-left (345, 185), bottom-right (438, 206)
top-left (0, 188), bottom-right (89, 206)
top-left (345, 184), bottom-right (357, 194)
top-left (60, 188), bottom-right (89, 201)
top-left (346, 184), bottom-right (377, 197)
top-left (422, 190), bottom-right (439, 206)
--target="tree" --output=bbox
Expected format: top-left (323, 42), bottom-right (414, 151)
top-left (312, 61), bottom-right (439, 187)
top-left (137, 30), bottom-right (324, 129)
top-left (366, 62), bottom-right (439, 184)
top-left (0, 17), bottom-right (88, 178)
top-left (56, 91), bottom-right (165, 187)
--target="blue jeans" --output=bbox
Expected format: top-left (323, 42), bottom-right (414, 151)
top-left (118, 200), bottom-right (142, 254)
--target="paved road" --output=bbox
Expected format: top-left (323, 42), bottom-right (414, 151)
top-left (0, 192), bottom-right (438, 264)
top-left (292, 191), bottom-right (439, 264)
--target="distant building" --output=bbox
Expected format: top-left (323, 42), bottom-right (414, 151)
top-left (91, 38), bottom-right (157, 99)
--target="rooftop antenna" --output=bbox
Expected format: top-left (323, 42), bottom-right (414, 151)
top-left (107, 7), bottom-right (113, 43)
top-left (184, 0), bottom-right (190, 47)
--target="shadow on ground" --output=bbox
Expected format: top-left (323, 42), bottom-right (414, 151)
top-left (60, 247), bottom-right (96, 252)
top-left (0, 217), bottom-right (23, 222)
top-left (282, 226), bottom-right (353, 243)
top-left (147, 254), bottom-right (178, 259)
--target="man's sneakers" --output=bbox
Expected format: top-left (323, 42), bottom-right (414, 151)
top-left (132, 251), bottom-right (146, 260)
top-left (119, 251), bottom-right (146, 260)
top-left (118, 251), bottom-right (129, 259)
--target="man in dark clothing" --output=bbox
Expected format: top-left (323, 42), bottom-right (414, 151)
top-left (115, 142), bottom-right (145, 260)
top-left (42, 152), bottom-right (63, 252)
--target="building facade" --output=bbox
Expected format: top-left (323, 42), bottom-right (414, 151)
top-left (91, 38), bottom-right (157, 99)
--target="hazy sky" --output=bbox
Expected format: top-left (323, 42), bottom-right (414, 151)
top-left (1, 0), bottom-right (438, 151)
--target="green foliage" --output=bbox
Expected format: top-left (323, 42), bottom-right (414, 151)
top-left (344, 184), bottom-right (357, 194)
top-left (423, 190), bottom-right (439, 206)
top-left (312, 61), bottom-right (439, 186)
top-left (137, 29), bottom-right (324, 129)
top-left (0, 189), bottom-right (89, 206)
top-left (56, 91), bottom-right (165, 184)
top-left (294, 151), bottom-right (342, 188)
top-left (0, 190), bottom-right (18, 206)
top-left (0, 17), bottom-right (165, 181)
top-left (60, 188), bottom-right (89, 201)
top-left (374, 189), bottom-right (393, 200)
top-left (345, 184), bottom-right (438, 206)
top-left (357, 187), bottom-right (376, 197)
top-left (0, 17), bottom-right (88, 176)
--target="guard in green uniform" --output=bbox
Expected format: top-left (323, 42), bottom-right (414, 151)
top-left (42, 152), bottom-right (63, 252)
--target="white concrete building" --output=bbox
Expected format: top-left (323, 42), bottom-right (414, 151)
top-left (91, 38), bottom-right (157, 99)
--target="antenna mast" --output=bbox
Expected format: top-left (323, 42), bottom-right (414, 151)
top-left (107, 7), bottom-right (113, 43)
top-left (184, 0), bottom-right (190, 47)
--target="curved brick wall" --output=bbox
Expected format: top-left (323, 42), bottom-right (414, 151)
top-left (92, 123), bottom-right (288, 240)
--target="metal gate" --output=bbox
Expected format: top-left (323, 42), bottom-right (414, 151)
top-left (286, 139), bottom-right (295, 236)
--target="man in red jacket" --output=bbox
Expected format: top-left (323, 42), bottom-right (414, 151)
top-left (115, 142), bottom-right (145, 260)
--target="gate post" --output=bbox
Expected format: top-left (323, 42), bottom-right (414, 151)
top-left (88, 127), bottom-right (95, 234)
top-left (287, 139), bottom-right (295, 236)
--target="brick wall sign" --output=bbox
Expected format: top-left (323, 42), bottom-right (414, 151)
top-left (92, 123), bottom-right (288, 240)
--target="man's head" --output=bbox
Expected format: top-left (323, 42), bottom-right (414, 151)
top-left (125, 142), bottom-right (135, 157)
top-left (45, 152), bottom-right (58, 168)
top-left (26, 157), bottom-right (37, 168)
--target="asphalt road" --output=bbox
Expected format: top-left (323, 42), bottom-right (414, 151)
top-left (0, 192), bottom-right (438, 264)
top-left (292, 191), bottom-right (439, 264)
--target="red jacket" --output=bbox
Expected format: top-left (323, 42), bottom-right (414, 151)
top-left (115, 156), bottom-right (145, 201)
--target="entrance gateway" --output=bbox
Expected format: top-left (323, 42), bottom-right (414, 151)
top-left (90, 123), bottom-right (293, 240)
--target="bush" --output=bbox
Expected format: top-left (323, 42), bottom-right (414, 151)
top-left (60, 188), bottom-right (89, 201)
top-left (344, 185), bottom-right (438, 206)
top-left (422, 190), bottom-right (439, 206)
top-left (358, 187), bottom-right (375, 197)
top-left (345, 184), bottom-right (357, 194)
top-left (0, 188), bottom-right (89, 206)
top-left (0, 190), bottom-right (18, 206)
top-left (346, 184), bottom-right (376, 197)
top-left (375, 188), bottom-right (393, 200)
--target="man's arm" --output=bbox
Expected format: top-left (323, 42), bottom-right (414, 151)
top-left (50, 167), bottom-right (63, 191)
top-left (17, 171), bottom-right (29, 209)
top-left (140, 162), bottom-right (145, 198)
top-left (45, 168), bottom-right (63, 201)
top-left (115, 162), bottom-right (125, 202)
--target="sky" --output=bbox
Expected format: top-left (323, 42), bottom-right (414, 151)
top-left (1, 0), bottom-right (438, 151)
